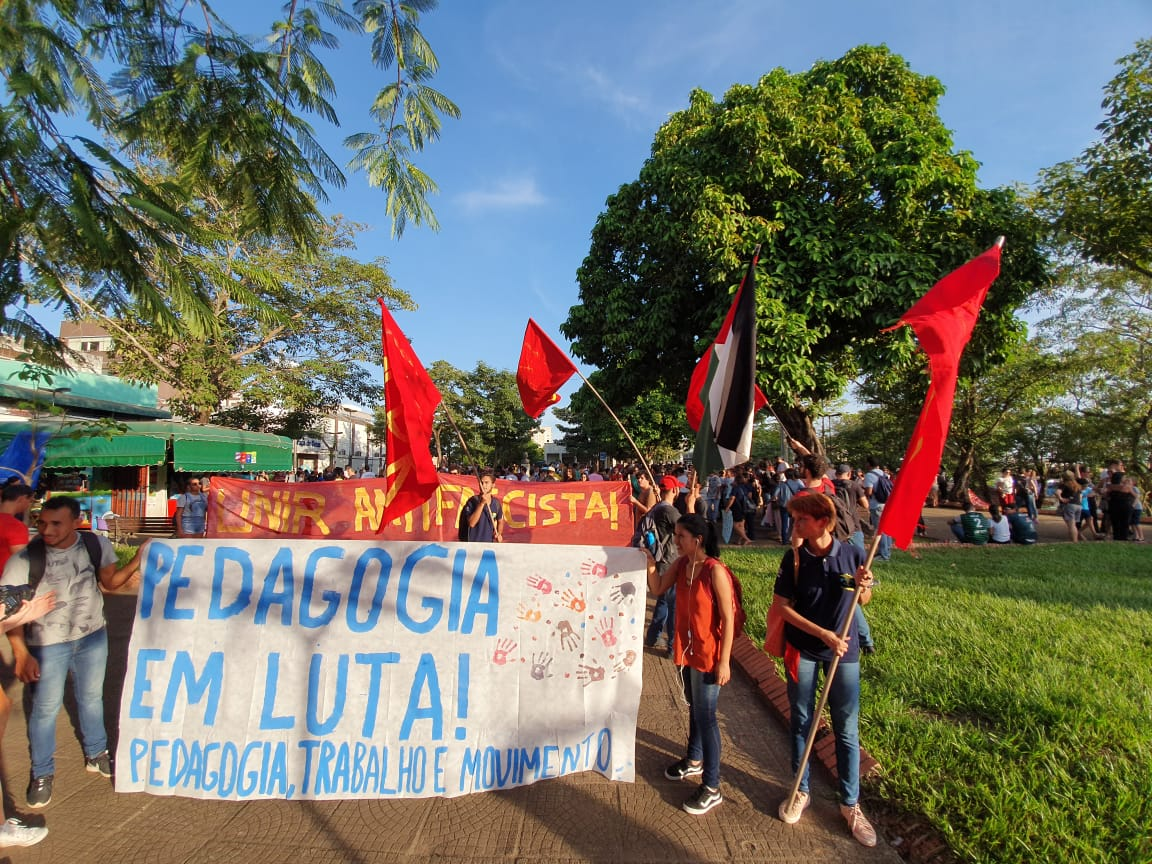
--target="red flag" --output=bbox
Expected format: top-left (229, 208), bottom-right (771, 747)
top-left (517, 319), bottom-right (577, 418)
top-left (379, 299), bottom-right (442, 524)
top-left (877, 243), bottom-right (1002, 549)
top-left (686, 253), bottom-right (769, 479)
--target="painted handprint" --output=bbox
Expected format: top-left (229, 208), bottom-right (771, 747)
top-left (559, 588), bottom-right (586, 613)
top-left (614, 650), bottom-right (638, 673)
top-left (527, 574), bottom-right (554, 595)
top-left (609, 581), bottom-right (636, 603)
top-left (580, 559), bottom-right (608, 580)
top-left (577, 663), bottom-right (606, 686)
top-left (492, 638), bottom-right (517, 666)
top-left (530, 652), bottom-right (554, 680)
top-left (517, 602), bottom-right (542, 623)
top-left (554, 620), bottom-right (579, 652)
top-left (596, 617), bottom-right (617, 648)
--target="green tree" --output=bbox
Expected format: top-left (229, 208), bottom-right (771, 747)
top-left (429, 361), bottom-right (541, 470)
top-left (1034, 38), bottom-right (1152, 279)
top-left (555, 379), bottom-right (688, 467)
top-left (1036, 266), bottom-right (1152, 480)
top-left (0, 0), bottom-right (457, 358)
top-left (564, 45), bottom-right (1047, 454)
top-left (104, 215), bottom-right (408, 431)
top-left (854, 337), bottom-right (1068, 499)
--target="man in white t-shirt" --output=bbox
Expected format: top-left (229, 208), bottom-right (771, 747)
top-left (2, 498), bottom-right (138, 808)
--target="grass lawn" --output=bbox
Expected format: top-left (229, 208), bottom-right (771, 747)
top-left (725, 542), bottom-right (1152, 864)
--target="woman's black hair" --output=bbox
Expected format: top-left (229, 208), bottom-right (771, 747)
top-left (677, 513), bottom-right (720, 559)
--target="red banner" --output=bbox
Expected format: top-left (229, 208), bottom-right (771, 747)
top-left (207, 474), bottom-right (634, 545)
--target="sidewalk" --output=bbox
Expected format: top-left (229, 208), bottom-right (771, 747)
top-left (0, 590), bottom-right (899, 863)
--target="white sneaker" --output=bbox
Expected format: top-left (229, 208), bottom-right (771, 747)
top-left (0, 817), bottom-right (48, 847)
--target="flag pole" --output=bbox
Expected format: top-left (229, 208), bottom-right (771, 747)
top-left (573, 369), bottom-right (659, 489)
top-left (781, 531), bottom-right (880, 816)
top-left (437, 402), bottom-right (501, 538)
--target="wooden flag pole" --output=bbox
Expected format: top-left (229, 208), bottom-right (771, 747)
top-left (780, 531), bottom-right (880, 817)
top-left (572, 368), bottom-right (659, 490)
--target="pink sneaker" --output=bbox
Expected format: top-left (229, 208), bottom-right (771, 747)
top-left (778, 790), bottom-right (810, 824)
top-left (841, 803), bottom-right (877, 847)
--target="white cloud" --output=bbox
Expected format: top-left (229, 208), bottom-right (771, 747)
top-left (455, 176), bottom-right (548, 213)
top-left (578, 65), bottom-right (651, 120)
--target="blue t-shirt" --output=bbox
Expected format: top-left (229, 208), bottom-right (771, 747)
top-left (775, 538), bottom-right (865, 663)
top-left (462, 495), bottom-right (502, 542)
top-left (178, 492), bottom-right (208, 534)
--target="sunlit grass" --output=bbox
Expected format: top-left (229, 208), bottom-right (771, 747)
top-left (725, 543), bottom-right (1152, 864)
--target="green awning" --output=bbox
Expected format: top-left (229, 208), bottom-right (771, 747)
top-left (42, 433), bottom-right (167, 468)
top-left (0, 420), bottom-right (292, 472)
top-left (172, 435), bottom-right (292, 472)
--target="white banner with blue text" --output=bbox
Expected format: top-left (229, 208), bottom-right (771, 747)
top-left (115, 539), bottom-right (646, 799)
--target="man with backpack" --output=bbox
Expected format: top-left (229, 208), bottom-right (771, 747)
top-left (863, 457), bottom-right (894, 561)
top-left (639, 476), bottom-right (681, 654)
top-left (834, 463), bottom-right (869, 554)
top-left (2, 497), bottom-right (140, 807)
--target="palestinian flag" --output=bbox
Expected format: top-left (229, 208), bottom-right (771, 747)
top-left (686, 250), bottom-right (767, 480)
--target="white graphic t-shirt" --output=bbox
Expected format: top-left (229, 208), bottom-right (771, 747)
top-left (1, 533), bottom-right (116, 646)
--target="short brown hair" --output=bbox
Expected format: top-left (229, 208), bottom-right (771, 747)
top-left (787, 490), bottom-right (837, 532)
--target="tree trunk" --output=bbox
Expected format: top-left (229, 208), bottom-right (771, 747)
top-left (950, 442), bottom-right (975, 503)
top-left (773, 403), bottom-right (821, 456)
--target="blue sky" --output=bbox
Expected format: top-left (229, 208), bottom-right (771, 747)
top-left (25, 1), bottom-right (1152, 418)
top-left (296, 1), bottom-right (1149, 407)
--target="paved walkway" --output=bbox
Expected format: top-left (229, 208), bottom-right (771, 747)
top-left (0, 587), bottom-right (899, 863)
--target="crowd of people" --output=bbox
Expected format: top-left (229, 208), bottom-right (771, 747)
top-left (0, 452), bottom-right (1144, 853)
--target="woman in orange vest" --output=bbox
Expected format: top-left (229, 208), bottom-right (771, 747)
top-left (645, 513), bottom-right (736, 816)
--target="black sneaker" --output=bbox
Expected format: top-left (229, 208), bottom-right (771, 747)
top-left (26, 775), bottom-right (52, 809)
top-left (85, 750), bottom-right (112, 777)
top-left (682, 784), bottom-right (722, 815)
top-left (664, 758), bottom-right (703, 781)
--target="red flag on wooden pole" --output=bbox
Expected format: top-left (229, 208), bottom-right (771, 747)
top-left (379, 299), bottom-right (442, 524)
top-left (877, 241), bottom-right (1003, 549)
top-left (516, 319), bottom-right (577, 418)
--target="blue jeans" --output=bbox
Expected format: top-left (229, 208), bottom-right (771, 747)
top-left (787, 655), bottom-right (861, 806)
top-left (1023, 493), bottom-right (1038, 521)
top-left (869, 506), bottom-right (892, 560)
top-left (779, 509), bottom-right (792, 543)
top-left (27, 628), bottom-right (109, 778)
top-left (683, 667), bottom-right (722, 789)
top-left (646, 585), bottom-right (676, 646)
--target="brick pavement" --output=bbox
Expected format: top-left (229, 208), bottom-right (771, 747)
top-left (0, 587), bottom-right (899, 863)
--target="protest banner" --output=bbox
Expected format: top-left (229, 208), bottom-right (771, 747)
top-left (116, 539), bottom-right (646, 800)
top-left (208, 475), bottom-right (633, 545)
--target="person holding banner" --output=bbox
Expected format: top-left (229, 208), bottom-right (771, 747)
top-left (771, 492), bottom-right (877, 847)
top-left (462, 471), bottom-right (504, 542)
top-left (645, 513), bottom-right (736, 816)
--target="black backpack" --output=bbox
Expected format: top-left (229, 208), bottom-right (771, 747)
top-left (457, 501), bottom-right (471, 541)
top-left (28, 531), bottom-right (104, 590)
top-left (795, 486), bottom-right (854, 543)
top-left (631, 503), bottom-right (677, 570)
